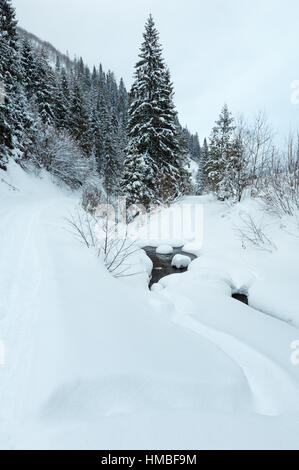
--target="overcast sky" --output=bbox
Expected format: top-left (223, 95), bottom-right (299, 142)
top-left (13, 0), bottom-right (299, 141)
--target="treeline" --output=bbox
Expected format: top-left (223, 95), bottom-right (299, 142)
top-left (7, 0), bottom-right (292, 215)
top-left (196, 104), bottom-right (299, 216)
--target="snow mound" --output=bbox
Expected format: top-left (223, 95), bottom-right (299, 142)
top-left (151, 283), bottom-right (163, 292)
top-left (156, 245), bottom-right (173, 255)
top-left (171, 254), bottom-right (192, 269)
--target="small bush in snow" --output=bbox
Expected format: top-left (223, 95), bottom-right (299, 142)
top-left (66, 208), bottom-right (141, 278)
top-left (23, 123), bottom-right (95, 190)
top-left (235, 212), bottom-right (277, 253)
top-left (261, 135), bottom-right (299, 218)
top-left (47, 129), bottom-right (93, 189)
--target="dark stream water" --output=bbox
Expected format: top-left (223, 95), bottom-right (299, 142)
top-left (143, 246), bottom-right (197, 288)
top-left (232, 293), bottom-right (249, 305)
top-left (144, 246), bottom-right (249, 305)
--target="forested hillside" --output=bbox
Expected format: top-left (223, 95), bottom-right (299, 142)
top-left (0, 2), bottom-right (201, 211)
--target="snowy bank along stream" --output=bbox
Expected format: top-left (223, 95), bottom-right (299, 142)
top-left (1, 166), bottom-right (299, 449)
top-left (144, 246), bottom-right (197, 287)
top-left (144, 246), bottom-right (249, 305)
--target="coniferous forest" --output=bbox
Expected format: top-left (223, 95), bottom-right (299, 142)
top-left (0, 1), bottom-right (201, 210)
top-left (1, 0), bottom-right (298, 212)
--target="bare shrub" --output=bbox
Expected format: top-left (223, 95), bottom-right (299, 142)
top-left (219, 112), bottom-right (275, 202)
top-left (245, 112), bottom-right (275, 195)
top-left (66, 208), bottom-right (142, 278)
top-left (21, 122), bottom-right (95, 189)
top-left (235, 212), bottom-right (277, 252)
top-left (261, 134), bottom-right (299, 217)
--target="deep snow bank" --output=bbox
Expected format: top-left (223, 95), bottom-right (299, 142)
top-left (0, 163), bottom-right (251, 449)
top-left (1, 165), bottom-right (299, 449)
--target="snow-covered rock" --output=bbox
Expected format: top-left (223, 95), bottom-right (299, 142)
top-left (156, 245), bottom-right (173, 255)
top-left (171, 254), bottom-right (192, 269)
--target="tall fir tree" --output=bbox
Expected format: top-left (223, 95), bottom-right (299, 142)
top-left (118, 77), bottom-right (128, 124)
top-left (190, 133), bottom-right (201, 162)
top-left (220, 130), bottom-right (247, 202)
top-left (123, 15), bottom-right (190, 206)
top-left (0, 0), bottom-right (20, 168)
top-left (204, 104), bottom-right (235, 198)
top-left (34, 50), bottom-right (56, 125)
top-left (101, 114), bottom-right (121, 194)
top-left (53, 64), bottom-right (70, 129)
top-left (20, 37), bottom-right (36, 98)
top-left (122, 142), bottom-right (156, 207)
top-left (195, 138), bottom-right (208, 195)
top-left (70, 83), bottom-right (92, 156)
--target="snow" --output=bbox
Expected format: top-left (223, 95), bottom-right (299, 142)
top-left (156, 244), bottom-right (173, 255)
top-left (0, 163), bottom-right (299, 449)
top-left (150, 283), bottom-right (163, 292)
top-left (186, 157), bottom-right (199, 184)
top-left (128, 198), bottom-right (204, 249)
top-left (171, 254), bottom-right (192, 269)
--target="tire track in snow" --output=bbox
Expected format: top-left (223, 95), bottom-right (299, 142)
top-left (0, 203), bottom-right (44, 433)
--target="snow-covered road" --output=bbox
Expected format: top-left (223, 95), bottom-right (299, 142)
top-left (0, 197), bottom-right (69, 442)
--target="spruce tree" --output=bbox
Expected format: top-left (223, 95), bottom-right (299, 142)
top-left (222, 131), bottom-right (247, 202)
top-left (204, 104), bottom-right (235, 198)
top-left (34, 50), bottom-right (56, 125)
top-left (70, 83), bottom-right (92, 156)
top-left (191, 133), bottom-right (201, 162)
top-left (118, 77), bottom-right (128, 124)
top-left (89, 100), bottom-right (102, 172)
top-left (101, 114), bottom-right (121, 194)
top-left (0, 0), bottom-right (19, 168)
top-left (53, 66), bottom-right (70, 129)
top-left (122, 142), bottom-right (156, 207)
top-left (124, 15), bottom-right (190, 206)
top-left (195, 138), bottom-right (208, 195)
top-left (0, 79), bottom-right (13, 170)
top-left (20, 37), bottom-right (36, 99)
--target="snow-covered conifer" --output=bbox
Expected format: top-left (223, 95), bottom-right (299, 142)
top-left (70, 83), bottom-right (92, 156)
top-left (0, 0), bottom-right (19, 168)
top-left (195, 138), bottom-right (208, 195)
top-left (204, 104), bottom-right (235, 198)
top-left (121, 142), bottom-right (155, 207)
top-left (125, 15), bottom-right (190, 205)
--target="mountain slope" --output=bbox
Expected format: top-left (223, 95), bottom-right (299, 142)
top-left (17, 27), bottom-right (74, 71)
